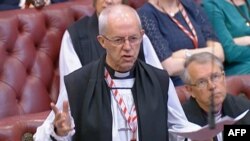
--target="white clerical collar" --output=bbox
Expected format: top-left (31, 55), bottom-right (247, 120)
top-left (105, 63), bottom-right (134, 79)
top-left (114, 71), bottom-right (130, 78)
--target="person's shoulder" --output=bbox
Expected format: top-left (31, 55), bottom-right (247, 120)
top-left (137, 2), bottom-right (166, 21)
top-left (65, 59), bottom-right (99, 80)
top-left (181, 97), bottom-right (200, 116)
top-left (66, 14), bottom-right (94, 41)
top-left (224, 94), bottom-right (250, 120)
top-left (224, 94), bottom-right (250, 115)
top-left (182, 96), bottom-right (195, 107)
top-left (226, 94), bottom-right (250, 105)
top-left (181, 0), bottom-right (207, 18)
top-left (202, 0), bottom-right (220, 4)
top-left (179, 0), bottom-right (200, 15)
top-left (137, 2), bottom-right (156, 14)
top-left (139, 60), bottom-right (169, 78)
top-left (68, 15), bottom-right (91, 29)
top-left (181, 0), bottom-right (197, 6)
top-left (139, 60), bottom-right (162, 70)
top-left (201, 0), bottom-right (222, 7)
top-left (181, 0), bottom-right (206, 12)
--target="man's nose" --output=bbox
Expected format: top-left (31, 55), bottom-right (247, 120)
top-left (123, 39), bottom-right (132, 50)
top-left (207, 79), bottom-right (216, 90)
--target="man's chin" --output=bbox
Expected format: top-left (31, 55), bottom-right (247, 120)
top-left (214, 98), bottom-right (224, 107)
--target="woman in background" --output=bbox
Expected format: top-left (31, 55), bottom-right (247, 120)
top-left (137, 0), bottom-right (224, 86)
top-left (202, 0), bottom-right (250, 76)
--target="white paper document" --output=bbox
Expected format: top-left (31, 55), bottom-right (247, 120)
top-left (169, 110), bottom-right (249, 140)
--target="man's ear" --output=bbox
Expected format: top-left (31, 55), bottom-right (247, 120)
top-left (140, 29), bottom-right (145, 36)
top-left (185, 85), bottom-right (196, 98)
top-left (97, 35), bottom-right (106, 49)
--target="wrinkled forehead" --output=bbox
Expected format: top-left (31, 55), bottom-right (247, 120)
top-left (107, 15), bottom-right (140, 34)
top-left (99, 4), bottom-right (142, 35)
top-left (110, 8), bottom-right (140, 25)
top-left (111, 12), bottom-right (135, 23)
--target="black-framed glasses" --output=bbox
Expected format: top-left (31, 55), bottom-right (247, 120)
top-left (101, 34), bottom-right (142, 46)
top-left (188, 71), bottom-right (225, 89)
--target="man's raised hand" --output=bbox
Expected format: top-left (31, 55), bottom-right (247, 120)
top-left (51, 101), bottom-right (73, 136)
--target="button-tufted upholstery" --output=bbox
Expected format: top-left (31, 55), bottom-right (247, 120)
top-left (0, 1), bottom-right (94, 140)
top-left (0, 0), bottom-right (205, 140)
top-left (226, 75), bottom-right (250, 99)
top-left (0, 0), bottom-right (148, 139)
top-left (0, 0), bottom-right (147, 120)
top-left (0, 0), bottom-right (94, 120)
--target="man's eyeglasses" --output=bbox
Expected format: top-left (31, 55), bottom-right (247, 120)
top-left (188, 71), bottom-right (224, 89)
top-left (101, 35), bottom-right (142, 46)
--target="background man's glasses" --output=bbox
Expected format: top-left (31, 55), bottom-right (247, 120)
top-left (102, 35), bottom-right (142, 46)
top-left (188, 71), bottom-right (224, 89)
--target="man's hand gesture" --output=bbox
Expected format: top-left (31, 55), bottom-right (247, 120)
top-left (51, 101), bottom-right (73, 136)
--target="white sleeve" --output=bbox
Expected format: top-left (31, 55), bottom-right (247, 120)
top-left (19, 0), bottom-right (25, 7)
top-left (142, 34), bottom-right (163, 70)
top-left (142, 34), bottom-right (199, 140)
top-left (33, 31), bottom-right (82, 141)
top-left (167, 79), bottom-right (201, 141)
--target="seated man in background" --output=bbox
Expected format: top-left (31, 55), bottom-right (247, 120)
top-left (181, 52), bottom-right (250, 141)
top-left (34, 4), bottom-right (201, 141)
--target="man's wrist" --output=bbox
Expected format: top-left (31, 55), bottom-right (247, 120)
top-left (49, 123), bottom-right (73, 141)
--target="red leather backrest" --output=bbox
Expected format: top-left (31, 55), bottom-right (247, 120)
top-left (226, 75), bottom-right (250, 99)
top-left (0, 1), bottom-right (94, 119)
